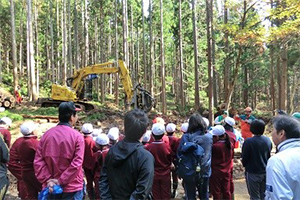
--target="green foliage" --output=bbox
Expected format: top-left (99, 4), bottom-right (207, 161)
top-left (84, 112), bottom-right (106, 122)
top-left (0, 110), bottom-right (23, 121)
top-left (11, 107), bottom-right (58, 116)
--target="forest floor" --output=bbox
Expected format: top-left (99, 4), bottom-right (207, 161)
top-left (4, 102), bottom-right (254, 199)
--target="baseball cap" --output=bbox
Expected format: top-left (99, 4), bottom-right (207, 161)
top-left (107, 127), bottom-right (119, 140)
top-left (81, 123), bottom-right (93, 134)
top-left (20, 121), bottom-right (38, 136)
top-left (181, 123), bottom-right (189, 133)
top-left (166, 123), bottom-right (176, 133)
top-left (211, 125), bottom-right (225, 136)
top-left (1, 117), bottom-right (12, 126)
top-left (142, 130), bottom-right (152, 142)
top-left (59, 101), bottom-right (81, 115)
top-left (95, 134), bottom-right (109, 146)
top-left (151, 123), bottom-right (165, 136)
top-left (224, 117), bottom-right (235, 127)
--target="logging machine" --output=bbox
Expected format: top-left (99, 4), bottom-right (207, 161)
top-left (37, 60), bottom-right (155, 112)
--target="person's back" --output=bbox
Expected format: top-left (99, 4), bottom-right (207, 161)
top-left (99, 109), bottom-right (154, 200)
top-left (0, 118), bottom-right (12, 147)
top-left (0, 135), bottom-right (9, 199)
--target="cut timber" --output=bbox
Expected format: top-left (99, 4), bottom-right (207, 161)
top-left (22, 114), bottom-right (59, 123)
top-left (3, 100), bottom-right (11, 108)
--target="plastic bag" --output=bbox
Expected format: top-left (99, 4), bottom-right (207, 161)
top-left (38, 185), bottom-right (63, 200)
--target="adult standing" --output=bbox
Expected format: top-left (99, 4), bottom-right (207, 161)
top-left (265, 115), bottom-right (300, 199)
top-left (235, 107), bottom-right (255, 140)
top-left (34, 102), bottom-right (84, 199)
top-left (18, 121), bottom-right (42, 199)
top-left (177, 113), bottom-right (213, 200)
top-left (242, 119), bottom-right (272, 200)
top-left (99, 109), bottom-right (154, 199)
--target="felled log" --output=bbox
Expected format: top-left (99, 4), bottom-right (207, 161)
top-left (3, 100), bottom-right (11, 108)
top-left (22, 115), bottom-right (59, 123)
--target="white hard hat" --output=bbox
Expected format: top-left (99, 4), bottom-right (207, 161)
top-left (151, 123), bottom-right (165, 136)
top-left (211, 125), bottom-right (225, 136)
top-left (224, 117), bottom-right (235, 127)
top-left (1, 117), bottom-right (12, 126)
top-left (20, 121), bottom-right (38, 136)
top-left (166, 123), bottom-right (176, 133)
top-left (142, 130), bottom-right (152, 143)
top-left (81, 123), bottom-right (93, 134)
top-left (181, 123), bottom-right (189, 133)
top-left (202, 117), bottom-right (210, 127)
top-left (107, 127), bottom-right (119, 140)
top-left (95, 134), bottom-right (109, 146)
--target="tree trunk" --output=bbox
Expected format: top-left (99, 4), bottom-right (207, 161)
top-left (142, 0), bottom-right (147, 89)
top-left (206, 0), bottom-right (214, 125)
top-left (243, 65), bottom-right (248, 107)
top-left (280, 41), bottom-right (287, 110)
top-left (160, 0), bottom-right (166, 114)
top-left (84, 0), bottom-right (89, 66)
top-left (49, 0), bottom-right (55, 82)
top-left (74, 0), bottom-right (79, 69)
top-left (34, 0), bottom-right (39, 95)
top-left (67, 0), bottom-right (73, 75)
top-left (10, 0), bottom-right (19, 91)
top-left (192, 0), bottom-right (200, 109)
top-left (115, 0), bottom-right (119, 105)
top-left (27, 0), bottom-right (37, 101)
top-left (19, 2), bottom-right (25, 76)
top-left (178, 0), bottom-right (184, 109)
top-left (223, 0), bottom-right (230, 102)
top-left (56, 1), bottom-right (60, 82)
top-left (149, 0), bottom-right (154, 97)
top-left (122, 0), bottom-right (129, 67)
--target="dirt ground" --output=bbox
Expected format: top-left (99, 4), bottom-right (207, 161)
top-left (4, 105), bottom-right (251, 199)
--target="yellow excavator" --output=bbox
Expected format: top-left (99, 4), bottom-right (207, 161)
top-left (37, 60), bottom-right (155, 112)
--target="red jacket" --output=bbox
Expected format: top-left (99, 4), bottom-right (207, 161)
top-left (167, 135), bottom-right (179, 161)
top-left (18, 136), bottom-right (39, 171)
top-left (94, 148), bottom-right (109, 179)
top-left (146, 140), bottom-right (172, 177)
top-left (211, 140), bottom-right (233, 176)
top-left (0, 127), bottom-right (11, 147)
top-left (34, 124), bottom-right (84, 193)
top-left (83, 135), bottom-right (96, 170)
top-left (8, 137), bottom-right (25, 179)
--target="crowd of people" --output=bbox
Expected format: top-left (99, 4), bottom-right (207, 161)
top-left (0, 102), bottom-right (300, 200)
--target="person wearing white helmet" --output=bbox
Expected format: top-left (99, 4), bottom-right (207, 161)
top-left (180, 123), bottom-right (189, 133)
top-left (93, 134), bottom-right (110, 199)
top-left (210, 125), bottom-right (233, 200)
top-left (81, 123), bottom-right (96, 200)
top-left (18, 121), bottom-right (42, 199)
top-left (0, 117), bottom-right (12, 147)
top-left (165, 123), bottom-right (180, 198)
top-left (146, 123), bottom-right (172, 200)
top-left (142, 130), bottom-right (152, 146)
top-left (107, 127), bottom-right (119, 146)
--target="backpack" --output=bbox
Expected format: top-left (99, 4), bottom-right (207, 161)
top-left (177, 134), bottom-right (205, 179)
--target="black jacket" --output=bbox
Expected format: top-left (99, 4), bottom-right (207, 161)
top-left (99, 139), bottom-right (154, 200)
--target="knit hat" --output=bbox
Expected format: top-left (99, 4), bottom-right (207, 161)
top-left (211, 125), bottom-right (225, 136)
top-left (166, 123), bottom-right (176, 133)
top-left (151, 123), bottom-right (165, 136)
top-left (81, 123), bottom-right (93, 134)
top-left (1, 117), bottom-right (12, 126)
top-left (20, 121), bottom-right (38, 136)
top-left (95, 134), bottom-right (109, 146)
top-left (142, 130), bottom-right (152, 143)
top-left (224, 117), bottom-right (235, 127)
top-left (181, 123), bottom-right (189, 133)
top-left (107, 127), bottom-right (119, 140)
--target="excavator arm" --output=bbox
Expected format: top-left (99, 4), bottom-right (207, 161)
top-left (50, 60), bottom-right (155, 112)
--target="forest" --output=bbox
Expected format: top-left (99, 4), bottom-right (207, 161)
top-left (0, 0), bottom-right (299, 122)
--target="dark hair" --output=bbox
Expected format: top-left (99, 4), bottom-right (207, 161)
top-left (215, 133), bottom-right (232, 150)
top-left (152, 134), bottom-right (164, 140)
top-left (250, 119), bottom-right (265, 135)
top-left (0, 120), bottom-right (5, 125)
top-left (187, 113), bottom-right (207, 134)
top-left (224, 124), bottom-right (234, 132)
top-left (124, 109), bottom-right (149, 142)
top-left (59, 111), bottom-right (77, 122)
top-left (272, 115), bottom-right (300, 139)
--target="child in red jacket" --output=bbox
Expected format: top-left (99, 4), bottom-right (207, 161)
top-left (94, 134), bottom-right (110, 200)
top-left (146, 123), bottom-right (172, 200)
top-left (0, 117), bottom-right (12, 147)
top-left (18, 121), bottom-right (42, 199)
top-left (81, 123), bottom-right (96, 200)
top-left (166, 123), bottom-right (180, 198)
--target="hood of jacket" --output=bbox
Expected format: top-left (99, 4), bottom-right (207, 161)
top-left (110, 140), bottom-right (142, 167)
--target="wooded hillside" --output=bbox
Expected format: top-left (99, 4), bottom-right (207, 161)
top-left (0, 0), bottom-right (299, 119)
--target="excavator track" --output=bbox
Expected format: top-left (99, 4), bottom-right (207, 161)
top-left (37, 98), bottom-right (96, 111)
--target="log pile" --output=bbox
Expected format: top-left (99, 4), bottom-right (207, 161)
top-left (0, 89), bottom-right (16, 109)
